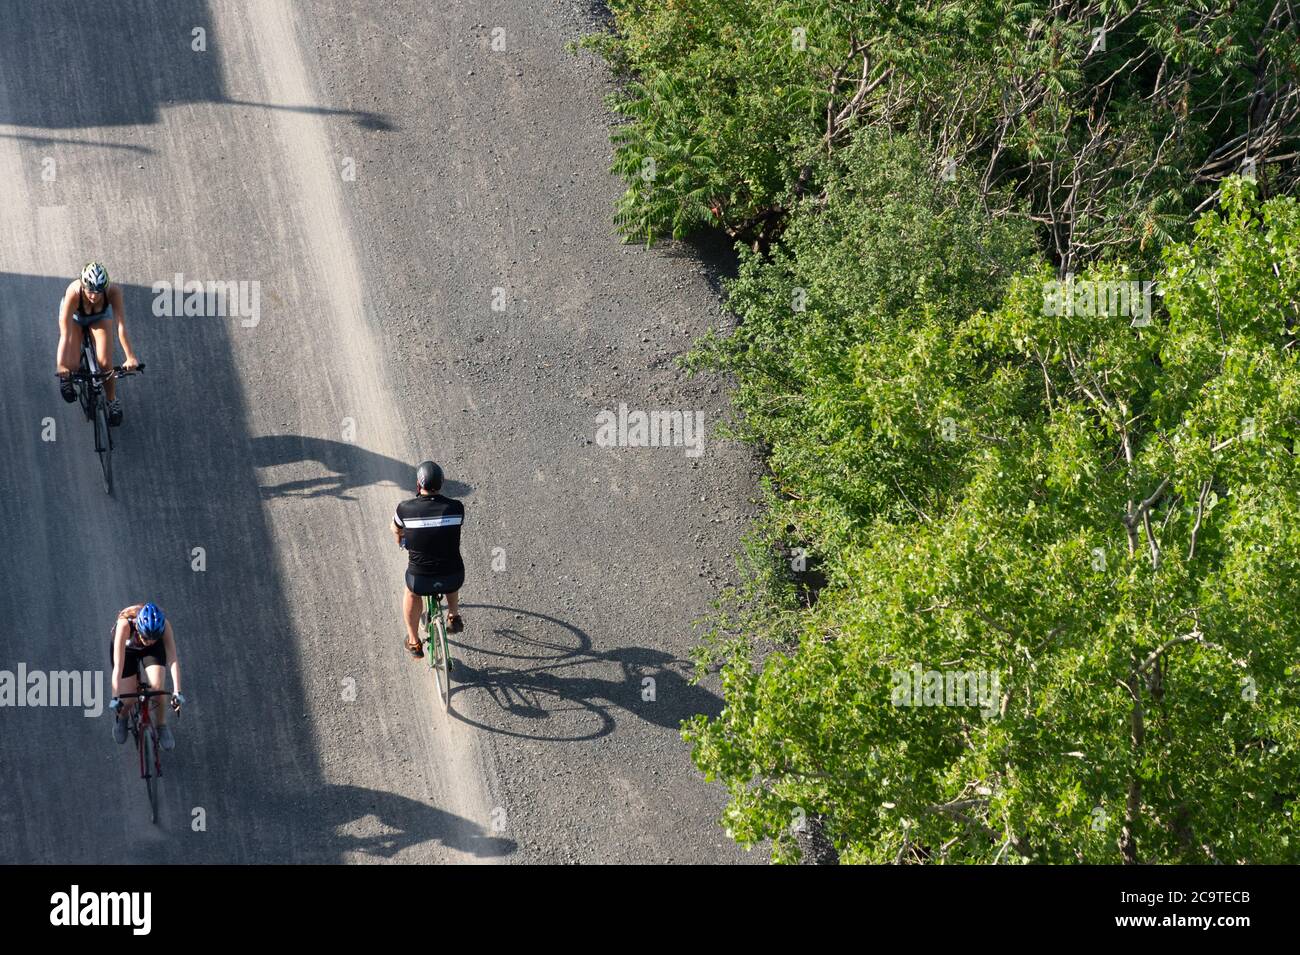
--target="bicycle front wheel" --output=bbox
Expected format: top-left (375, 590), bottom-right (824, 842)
top-left (94, 402), bottom-right (113, 494)
top-left (78, 381), bottom-right (94, 421)
top-left (142, 727), bottom-right (158, 824)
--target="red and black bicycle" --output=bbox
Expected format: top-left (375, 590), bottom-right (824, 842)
top-left (115, 676), bottom-right (176, 824)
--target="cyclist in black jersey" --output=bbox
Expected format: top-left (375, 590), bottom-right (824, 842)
top-left (392, 461), bottom-right (465, 658)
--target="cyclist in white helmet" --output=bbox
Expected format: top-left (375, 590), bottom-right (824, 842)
top-left (55, 261), bottom-right (141, 426)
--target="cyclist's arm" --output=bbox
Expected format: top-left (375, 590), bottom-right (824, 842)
top-left (57, 283), bottom-right (78, 325)
top-left (109, 620), bottom-right (128, 698)
top-left (392, 509), bottom-right (404, 545)
top-left (161, 621), bottom-right (181, 697)
top-left (110, 285), bottom-right (140, 366)
top-left (55, 284), bottom-right (78, 375)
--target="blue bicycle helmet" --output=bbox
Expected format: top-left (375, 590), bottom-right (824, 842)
top-left (136, 602), bottom-right (166, 638)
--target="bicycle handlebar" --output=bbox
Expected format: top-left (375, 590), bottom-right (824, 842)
top-left (113, 689), bottom-right (171, 699)
top-left (57, 363), bottom-right (146, 382)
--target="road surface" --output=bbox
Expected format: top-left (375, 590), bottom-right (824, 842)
top-left (0, 0), bottom-right (757, 863)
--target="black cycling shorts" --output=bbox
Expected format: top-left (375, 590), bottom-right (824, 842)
top-left (109, 639), bottom-right (167, 680)
top-left (405, 569), bottom-right (464, 597)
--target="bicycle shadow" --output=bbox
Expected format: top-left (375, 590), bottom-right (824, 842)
top-left (447, 604), bottom-right (723, 742)
top-left (295, 783), bottom-right (515, 861)
top-left (252, 435), bottom-right (472, 501)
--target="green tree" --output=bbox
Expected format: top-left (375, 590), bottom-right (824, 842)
top-left (594, 0), bottom-right (1299, 261)
top-left (687, 175), bottom-right (1300, 863)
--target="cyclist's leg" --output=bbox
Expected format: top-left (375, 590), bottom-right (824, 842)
top-left (118, 670), bottom-right (140, 703)
top-left (444, 570), bottom-right (466, 631)
top-left (446, 592), bottom-right (465, 632)
top-left (144, 660), bottom-right (175, 750)
top-left (144, 661), bottom-right (167, 727)
top-left (401, 575), bottom-right (423, 653)
top-left (56, 314), bottom-right (83, 399)
top-left (113, 646), bottom-right (139, 742)
top-left (89, 320), bottom-right (116, 402)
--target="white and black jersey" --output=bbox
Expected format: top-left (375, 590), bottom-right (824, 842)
top-left (394, 493), bottom-right (465, 577)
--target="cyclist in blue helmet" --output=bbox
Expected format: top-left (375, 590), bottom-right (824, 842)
top-left (55, 261), bottom-right (142, 427)
top-left (108, 602), bottom-right (185, 749)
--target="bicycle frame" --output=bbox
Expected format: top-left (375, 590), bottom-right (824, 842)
top-left (422, 593), bottom-right (444, 654)
top-left (76, 334), bottom-right (106, 423)
top-left (124, 681), bottom-right (168, 782)
top-left (60, 338), bottom-right (143, 494)
top-left (117, 664), bottom-right (172, 826)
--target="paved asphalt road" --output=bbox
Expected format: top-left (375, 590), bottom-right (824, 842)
top-left (0, 1), bottom-right (759, 863)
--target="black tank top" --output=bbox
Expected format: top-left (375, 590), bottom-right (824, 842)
top-left (116, 605), bottom-right (159, 651)
top-left (76, 287), bottom-right (113, 322)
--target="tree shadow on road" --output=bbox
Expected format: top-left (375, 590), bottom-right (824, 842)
top-left (447, 604), bottom-right (723, 742)
top-left (125, 780), bottom-right (516, 863)
top-left (0, 1), bottom-right (394, 133)
top-left (0, 132), bottom-right (156, 153)
top-left (252, 435), bottom-right (472, 501)
top-left (225, 98), bottom-right (396, 132)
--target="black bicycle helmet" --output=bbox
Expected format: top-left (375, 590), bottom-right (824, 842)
top-left (416, 460), bottom-right (443, 492)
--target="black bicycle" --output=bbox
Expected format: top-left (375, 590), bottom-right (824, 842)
top-left (58, 333), bottom-right (143, 494)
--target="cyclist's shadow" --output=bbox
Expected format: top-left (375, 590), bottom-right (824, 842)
top-left (252, 435), bottom-right (473, 502)
top-left (448, 605), bottom-right (724, 741)
top-left (298, 783), bottom-right (515, 861)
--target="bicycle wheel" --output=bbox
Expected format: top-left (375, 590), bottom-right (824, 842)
top-left (428, 601), bottom-right (450, 711)
top-left (94, 401), bottom-right (113, 494)
top-left (142, 725), bottom-right (158, 824)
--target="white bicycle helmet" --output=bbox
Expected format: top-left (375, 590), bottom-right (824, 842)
top-left (81, 261), bottom-right (109, 292)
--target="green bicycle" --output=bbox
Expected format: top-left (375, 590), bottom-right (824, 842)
top-left (420, 592), bottom-right (451, 711)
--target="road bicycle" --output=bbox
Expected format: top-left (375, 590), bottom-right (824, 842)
top-left (58, 331), bottom-right (143, 494)
top-left (116, 669), bottom-right (176, 825)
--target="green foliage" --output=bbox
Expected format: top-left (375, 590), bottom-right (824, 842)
top-left (687, 174), bottom-right (1300, 863)
top-left (593, 0), bottom-right (1299, 259)
top-left (593, 0), bottom-right (857, 243)
top-left (594, 0), bottom-right (1300, 865)
top-left (689, 132), bottom-right (1037, 551)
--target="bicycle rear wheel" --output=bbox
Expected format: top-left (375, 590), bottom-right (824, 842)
top-left (427, 598), bottom-right (450, 711)
top-left (94, 401), bottom-right (112, 494)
